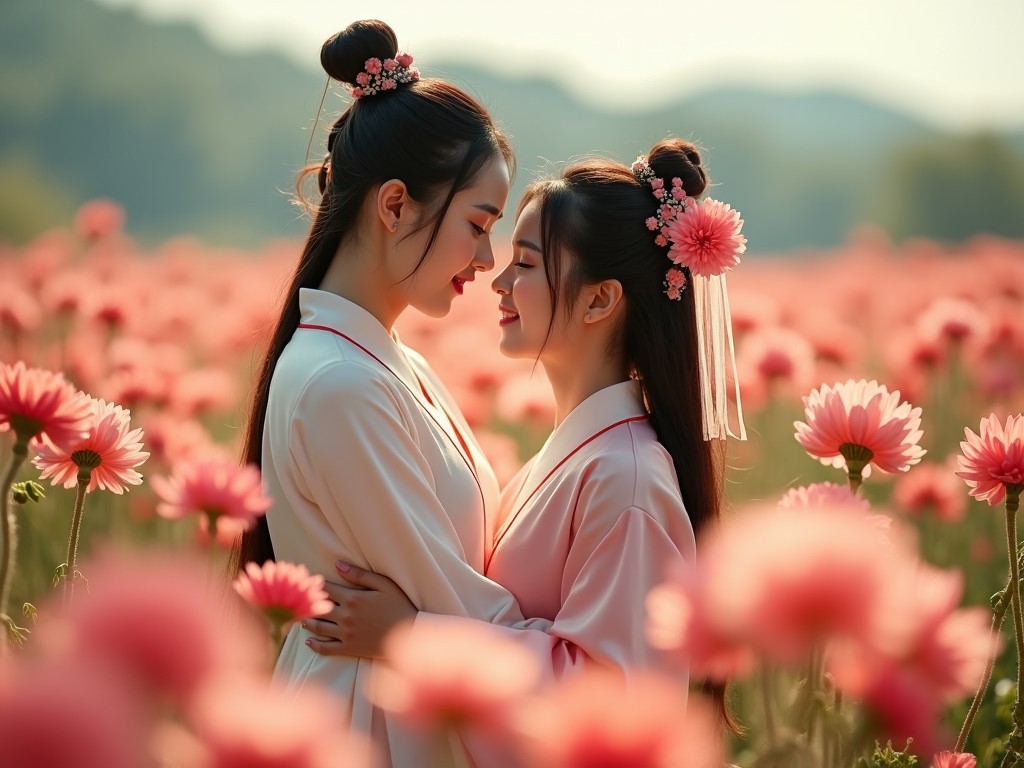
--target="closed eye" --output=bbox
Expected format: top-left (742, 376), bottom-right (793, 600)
top-left (471, 223), bottom-right (487, 236)
top-left (514, 261), bottom-right (532, 270)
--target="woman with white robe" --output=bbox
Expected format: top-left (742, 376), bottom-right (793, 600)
top-left (233, 19), bottom-right (552, 768)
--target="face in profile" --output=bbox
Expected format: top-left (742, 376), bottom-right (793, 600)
top-left (398, 154), bottom-right (510, 318)
top-left (491, 197), bottom-right (568, 361)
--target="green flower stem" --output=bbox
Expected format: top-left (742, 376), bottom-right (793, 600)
top-left (955, 582), bottom-right (1011, 753)
top-left (63, 469), bottom-right (92, 606)
top-left (0, 438), bottom-right (28, 649)
top-left (806, 646), bottom-right (823, 746)
top-left (1005, 493), bottom-right (1024, 733)
top-left (760, 664), bottom-right (779, 751)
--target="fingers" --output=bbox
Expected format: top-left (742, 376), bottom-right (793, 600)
top-left (335, 561), bottom-right (398, 593)
top-left (302, 617), bottom-right (341, 640)
top-left (304, 635), bottom-right (346, 656)
top-left (321, 579), bottom-right (364, 604)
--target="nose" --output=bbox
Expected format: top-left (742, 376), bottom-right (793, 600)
top-left (472, 237), bottom-right (495, 273)
top-left (491, 261), bottom-right (513, 295)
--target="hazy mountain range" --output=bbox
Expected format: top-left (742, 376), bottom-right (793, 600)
top-left (2, 0), bottom-right (1022, 251)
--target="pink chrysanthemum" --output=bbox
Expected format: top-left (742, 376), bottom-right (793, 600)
top-left (956, 413), bottom-right (1024, 506)
top-left (153, 460), bottom-right (271, 535)
top-left (665, 198), bottom-right (746, 277)
top-left (233, 561), bottom-right (332, 636)
top-left (0, 361), bottom-right (92, 451)
top-left (794, 379), bottom-right (926, 480)
top-left (932, 751), bottom-right (977, 768)
top-left (32, 397), bottom-right (149, 494)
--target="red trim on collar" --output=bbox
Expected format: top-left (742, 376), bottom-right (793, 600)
top-left (486, 414), bottom-right (648, 570)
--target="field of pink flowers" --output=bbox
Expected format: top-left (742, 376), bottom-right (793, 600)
top-left (0, 200), bottom-right (1023, 767)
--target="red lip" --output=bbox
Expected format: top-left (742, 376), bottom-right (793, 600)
top-left (452, 277), bottom-right (465, 295)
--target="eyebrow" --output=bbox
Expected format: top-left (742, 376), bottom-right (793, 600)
top-left (474, 203), bottom-right (504, 219)
top-left (515, 238), bottom-right (542, 253)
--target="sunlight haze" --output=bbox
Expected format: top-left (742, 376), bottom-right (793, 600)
top-left (92, 0), bottom-right (1024, 131)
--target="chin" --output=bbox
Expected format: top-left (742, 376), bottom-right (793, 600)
top-left (497, 338), bottom-right (531, 360)
top-left (414, 298), bottom-right (454, 319)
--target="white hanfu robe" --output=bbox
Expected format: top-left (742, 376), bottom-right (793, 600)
top-left (263, 288), bottom-right (537, 767)
top-left (411, 380), bottom-right (697, 686)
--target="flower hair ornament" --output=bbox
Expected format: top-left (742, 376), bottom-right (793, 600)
top-left (632, 155), bottom-right (748, 441)
top-left (351, 52), bottom-right (420, 99)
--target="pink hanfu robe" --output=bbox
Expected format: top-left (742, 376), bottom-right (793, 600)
top-left (412, 380), bottom-right (697, 684)
top-left (263, 288), bottom-right (543, 767)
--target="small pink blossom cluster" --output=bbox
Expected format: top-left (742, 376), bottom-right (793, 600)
top-left (631, 155), bottom-right (747, 300)
top-left (351, 51), bottom-right (420, 99)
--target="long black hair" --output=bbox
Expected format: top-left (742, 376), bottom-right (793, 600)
top-left (233, 19), bottom-right (514, 573)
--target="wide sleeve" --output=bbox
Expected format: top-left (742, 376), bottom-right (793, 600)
top-left (288, 361), bottom-right (538, 628)
top-left (412, 505), bottom-right (691, 683)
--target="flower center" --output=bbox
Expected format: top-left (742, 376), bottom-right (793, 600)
top-left (838, 443), bottom-right (874, 466)
top-left (71, 450), bottom-right (102, 470)
top-left (993, 461), bottom-right (1024, 485)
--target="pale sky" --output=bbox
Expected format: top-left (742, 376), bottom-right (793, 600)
top-left (94, 0), bottom-right (1024, 131)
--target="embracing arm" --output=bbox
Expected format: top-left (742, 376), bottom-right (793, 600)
top-left (286, 363), bottom-right (539, 632)
top-left (412, 504), bottom-right (691, 682)
top-left (308, 483), bottom-right (692, 679)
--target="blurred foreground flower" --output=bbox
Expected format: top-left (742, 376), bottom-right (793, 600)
top-left (794, 379), bottom-right (926, 490)
top-left (37, 547), bottom-right (266, 707)
top-left (176, 675), bottom-right (368, 768)
top-left (233, 560), bottom-right (332, 648)
top-left (646, 498), bottom-right (988, 763)
top-left (372, 618), bottom-right (541, 747)
top-left (515, 669), bottom-right (722, 768)
top-left (0, 658), bottom-right (147, 768)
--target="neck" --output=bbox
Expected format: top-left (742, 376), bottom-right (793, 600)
top-left (318, 236), bottom-right (405, 330)
top-left (542, 346), bottom-right (629, 427)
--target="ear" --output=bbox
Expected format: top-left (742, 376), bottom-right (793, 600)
top-left (375, 179), bottom-right (410, 232)
top-left (582, 279), bottom-right (624, 325)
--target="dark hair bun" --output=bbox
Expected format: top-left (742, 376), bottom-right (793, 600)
top-left (647, 139), bottom-right (708, 198)
top-left (321, 19), bottom-right (399, 86)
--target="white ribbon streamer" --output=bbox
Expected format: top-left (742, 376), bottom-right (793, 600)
top-left (693, 273), bottom-right (746, 441)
